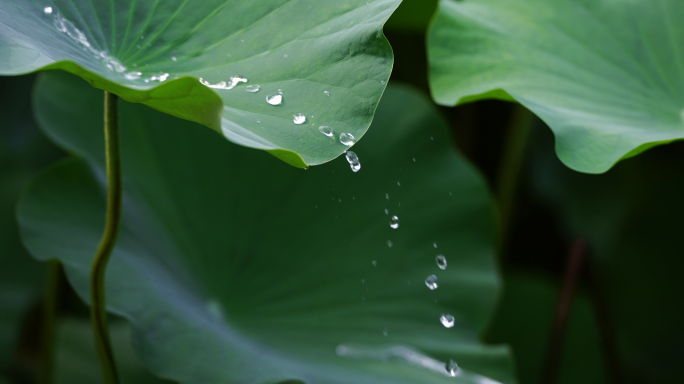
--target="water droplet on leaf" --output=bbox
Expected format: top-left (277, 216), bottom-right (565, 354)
top-left (319, 125), bottom-right (334, 137)
top-left (245, 84), bottom-right (260, 92)
top-left (293, 113), bottom-right (306, 125)
top-left (340, 132), bottom-right (355, 146)
top-left (324, 90), bottom-right (330, 96)
top-left (266, 93), bottom-right (283, 105)
top-left (43, 6), bottom-right (53, 14)
top-left (446, 359), bottom-right (459, 376)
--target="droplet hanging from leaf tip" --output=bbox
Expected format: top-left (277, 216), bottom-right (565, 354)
top-left (345, 151), bottom-right (361, 172)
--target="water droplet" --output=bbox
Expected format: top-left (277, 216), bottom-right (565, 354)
top-left (381, 80), bottom-right (386, 84)
top-left (389, 215), bottom-right (399, 229)
top-left (387, 240), bottom-right (393, 247)
top-left (397, 181), bottom-right (401, 186)
top-left (384, 209), bottom-right (389, 215)
top-left (171, 56), bottom-right (177, 61)
top-left (383, 328), bottom-right (388, 336)
top-left (324, 90), bottom-right (330, 96)
top-left (230, 75), bottom-right (248, 85)
top-left (319, 125), bottom-right (334, 137)
top-left (124, 71), bottom-right (142, 80)
top-left (425, 275), bottom-right (438, 290)
top-left (385, 193), bottom-right (389, 200)
top-left (266, 93), bottom-right (283, 105)
top-left (440, 314), bottom-right (455, 328)
top-left (339, 132), bottom-right (355, 146)
top-left (149, 73), bottom-right (169, 82)
top-left (436, 255), bottom-right (447, 270)
top-left (446, 359), bottom-right (459, 376)
top-left (245, 84), bottom-right (260, 92)
top-left (433, 242), bottom-right (438, 248)
top-left (345, 151), bottom-right (361, 172)
top-left (413, 157), bottom-right (416, 162)
top-left (431, 136), bottom-right (434, 141)
top-left (44, 6), bottom-right (53, 14)
top-left (293, 113), bottom-right (306, 125)
top-left (257, 119), bottom-right (261, 123)
top-left (284, 54), bottom-right (288, 58)
top-left (372, 260), bottom-right (377, 267)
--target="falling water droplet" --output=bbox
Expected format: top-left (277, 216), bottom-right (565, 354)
top-left (340, 132), bottom-right (355, 146)
top-left (319, 125), bottom-right (334, 137)
top-left (446, 359), bottom-right (459, 376)
top-left (293, 113), bottom-right (306, 125)
top-left (387, 240), bottom-right (393, 247)
top-left (397, 181), bottom-right (401, 186)
top-left (245, 84), bottom-right (260, 92)
top-left (383, 328), bottom-right (388, 336)
top-left (389, 215), bottom-right (399, 229)
top-left (372, 260), bottom-right (377, 267)
top-left (440, 314), bottom-right (455, 328)
top-left (413, 157), bottom-right (416, 162)
top-left (436, 255), bottom-right (447, 270)
top-left (425, 275), bottom-right (438, 290)
top-left (324, 90), bottom-right (330, 96)
top-left (385, 193), bottom-right (389, 200)
top-left (384, 209), bottom-right (389, 215)
top-left (266, 93), bottom-right (283, 105)
top-left (171, 56), bottom-right (177, 61)
top-left (345, 151), bottom-right (361, 172)
top-left (44, 6), bottom-right (53, 14)
top-left (433, 242), bottom-right (438, 248)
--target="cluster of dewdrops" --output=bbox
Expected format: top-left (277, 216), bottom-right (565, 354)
top-left (42, 6), bottom-right (380, 173)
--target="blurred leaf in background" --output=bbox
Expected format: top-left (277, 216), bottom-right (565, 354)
top-left (525, 124), bottom-right (684, 384)
top-left (428, 0), bottom-right (684, 173)
top-left (488, 270), bottom-right (606, 384)
top-left (18, 71), bottom-right (514, 384)
top-left (0, 74), bottom-right (63, 376)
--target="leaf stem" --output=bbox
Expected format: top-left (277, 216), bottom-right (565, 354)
top-left (495, 105), bottom-right (534, 255)
top-left (90, 91), bottom-right (122, 384)
top-left (541, 239), bottom-right (586, 384)
top-left (39, 260), bottom-right (62, 384)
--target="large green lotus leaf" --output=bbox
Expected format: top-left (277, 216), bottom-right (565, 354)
top-left (525, 125), bottom-right (684, 383)
top-left (18, 71), bottom-right (513, 384)
top-left (0, 0), bottom-right (401, 168)
top-left (0, 75), bottom-right (64, 370)
top-left (427, 0), bottom-right (684, 174)
top-left (54, 318), bottom-right (171, 384)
